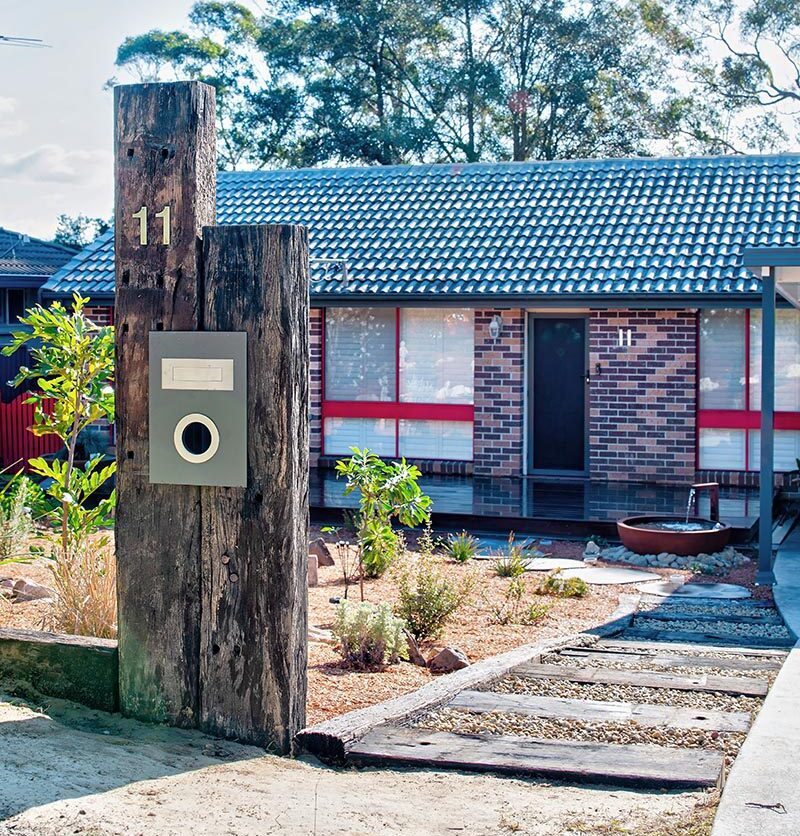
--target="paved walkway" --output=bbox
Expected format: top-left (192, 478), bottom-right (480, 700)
top-left (712, 529), bottom-right (800, 836)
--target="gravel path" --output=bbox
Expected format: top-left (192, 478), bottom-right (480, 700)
top-left (488, 674), bottom-right (764, 714)
top-left (633, 615), bottom-right (792, 640)
top-left (412, 707), bottom-right (747, 766)
top-left (539, 653), bottom-right (779, 681)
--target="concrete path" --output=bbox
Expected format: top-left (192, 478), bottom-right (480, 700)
top-left (712, 528), bottom-right (800, 836)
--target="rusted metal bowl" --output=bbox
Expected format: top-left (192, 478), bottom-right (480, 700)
top-left (617, 515), bottom-right (732, 557)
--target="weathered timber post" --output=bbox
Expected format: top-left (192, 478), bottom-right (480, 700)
top-left (115, 81), bottom-right (216, 724)
top-left (201, 225), bottom-right (309, 752)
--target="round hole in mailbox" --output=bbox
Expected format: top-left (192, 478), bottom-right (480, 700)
top-left (173, 413), bottom-right (220, 464)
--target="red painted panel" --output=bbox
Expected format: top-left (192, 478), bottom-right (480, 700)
top-left (322, 401), bottom-right (474, 421)
top-left (0, 395), bottom-right (60, 470)
top-left (698, 410), bottom-right (800, 431)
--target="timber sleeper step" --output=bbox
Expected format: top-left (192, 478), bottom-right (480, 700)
top-left (620, 627), bottom-right (795, 649)
top-left (556, 647), bottom-right (784, 673)
top-left (348, 725), bottom-right (725, 789)
top-left (511, 662), bottom-right (769, 697)
top-left (449, 689), bottom-right (751, 733)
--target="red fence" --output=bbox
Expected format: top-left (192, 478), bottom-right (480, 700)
top-left (0, 395), bottom-right (61, 470)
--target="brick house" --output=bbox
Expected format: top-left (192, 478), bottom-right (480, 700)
top-left (40, 154), bottom-right (800, 486)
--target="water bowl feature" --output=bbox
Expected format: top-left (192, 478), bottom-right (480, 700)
top-left (617, 515), bottom-right (731, 557)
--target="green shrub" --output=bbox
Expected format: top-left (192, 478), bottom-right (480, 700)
top-left (491, 577), bottom-right (551, 625)
top-left (445, 530), bottom-right (479, 563)
top-left (335, 448), bottom-right (432, 578)
top-left (395, 554), bottom-right (473, 642)
top-left (332, 600), bottom-right (407, 667)
top-left (537, 570), bottom-right (589, 598)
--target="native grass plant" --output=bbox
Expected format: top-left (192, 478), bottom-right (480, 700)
top-left (335, 448), bottom-right (432, 578)
top-left (332, 600), bottom-right (408, 668)
top-left (494, 532), bottom-right (549, 578)
top-left (2, 294), bottom-right (116, 637)
top-left (394, 526), bottom-right (474, 643)
top-left (490, 577), bottom-right (550, 626)
top-left (0, 474), bottom-right (36, 567)
top-left (444, 530), bottom-right (479, 563)
top-left (537, 570), bottom-right (589, 599)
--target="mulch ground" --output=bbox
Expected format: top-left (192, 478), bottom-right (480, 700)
top-left (0, 527), bottom-right (769, 726)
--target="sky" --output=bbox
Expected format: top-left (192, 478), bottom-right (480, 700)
top-left (0, 0), bottom-right (200, 240)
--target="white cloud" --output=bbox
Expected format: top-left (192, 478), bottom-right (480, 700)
top-left (0, 144), bottom-right (110, 184)
top-left (0, 96), bottom-right (26, 138)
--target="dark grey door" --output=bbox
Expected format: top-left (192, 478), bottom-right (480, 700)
top-left (530, 316), bottom-right (587, 473)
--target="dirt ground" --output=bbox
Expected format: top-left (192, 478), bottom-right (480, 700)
top-left (0, 693), bottom-right (715, 836)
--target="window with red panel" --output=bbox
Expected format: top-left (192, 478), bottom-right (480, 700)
top-left (322, 307), bottom-right (475, 460)
top-left (698, 308), bottom-right (800, 471)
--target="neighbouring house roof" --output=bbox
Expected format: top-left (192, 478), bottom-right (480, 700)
top-left (0, 228), bottom-right (77, 286)
top-left (45, 154), bottom-right (800, 305)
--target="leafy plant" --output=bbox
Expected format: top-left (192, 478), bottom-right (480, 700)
top-left (445, 530), bottom-right (479, 563)
top-left (2, 293), bottom-right (116, 562)
top-left (395, 552), bottom-right (473, 643)
top-left (537, 570), bottom-right (589, 599)
top-left (0, 475), bottom-right (35, 567)
top-left (335, 448), bottom-right (432, 578)
top-left (493, 532), bottom-right (530, 577)
top-left (332, 600), bottom-right (407, 668)
top-left (2, 294), bottom-right (116, 637)
top-left (491, 577), bottom-right (550, 626)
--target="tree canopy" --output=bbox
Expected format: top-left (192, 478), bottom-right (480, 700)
top-left (111, 0), bottom-right (800, 167)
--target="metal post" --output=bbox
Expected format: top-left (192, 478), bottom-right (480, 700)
top-left (758, 267), bottom-right (777, 585)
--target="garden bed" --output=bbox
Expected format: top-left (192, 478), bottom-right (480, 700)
top-left (0, 526), bottom-right (770, 726)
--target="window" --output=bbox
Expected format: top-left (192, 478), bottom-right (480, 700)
top-left (698, 308), bottom-right (800, 470)
top-left (0, 289), bottom-right (32, 325)
top-left (323, 307), bottom-right (474, 460)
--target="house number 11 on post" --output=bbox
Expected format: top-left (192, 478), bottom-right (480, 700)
top-left (132, 205), bottom-right (171, 246)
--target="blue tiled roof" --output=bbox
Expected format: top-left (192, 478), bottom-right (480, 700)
top-left (45, 154), bottom-right (800, 301)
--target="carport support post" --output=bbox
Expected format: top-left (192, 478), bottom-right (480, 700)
top-left (114, 81), bottom-right (216, 724)
top-left (758, 267), bottom-right (777, 586)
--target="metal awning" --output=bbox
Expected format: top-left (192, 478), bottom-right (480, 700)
top-left (742, 248), bottom-right (800, 585)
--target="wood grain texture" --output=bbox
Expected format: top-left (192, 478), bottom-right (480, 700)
top-left (621, 626), bottom-right (794, 649)
top-left (597, 638), bottom-right (788, 657)
top-left (200, 224), bottom-right (309, 753)
top-left (450, 689), bottom-right (751, 732)
top-left (348, 726), bottom-right (724, 789)
top-left (0, 627), bottom-right (118, 711)
top-left (296, 633), bottom-right (594, 762)
top-left (558, 647), bottom-right (784, 672)
top-left (114, 81), bottom-right (216, 724)
top-left (514, 662), bottom-right (769, 696)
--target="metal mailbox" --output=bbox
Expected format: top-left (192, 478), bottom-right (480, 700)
top-left (149, 331), bottom-right (247, 487)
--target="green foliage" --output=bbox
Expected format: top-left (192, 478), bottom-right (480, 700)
top-left (0, 475), bottom-right (35, 567)
top-left (493, 532), bottom-right (540, 577)
top-left (2, 294), bottom-right (116, 560)
top-left (112, 0), bottom-right (708, 166)
top-left (53, 214), bottom-right (110, 249)
top-left (490, 577), bottom-right (550, 625)
top-left (537, 570), bottom-right (589, 598)
top-left (445, 530), bottom-right (479, 563)
top-left (587, 534), bottom-right (609, 549)
top-left (395, 552), bottom-right (473, 642)
top-left (335, 448), bottom-right (432, 578)
top-left (332, 600), bottom-right (408, 667)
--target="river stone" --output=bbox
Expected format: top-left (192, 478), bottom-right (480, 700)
top-left (634, 581), bottom-right (752, 600)
top-left (557, 566), bottom-right (661, 585)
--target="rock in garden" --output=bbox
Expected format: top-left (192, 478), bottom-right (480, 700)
top-left (405, 631), bottom-right (427, 667)
top-left (583, 541), bottom-right (601, 561)
top-left (309, 537), bottom-right (335, 567)
top-left (428, 646), bottom-right (470, 674)
top-left (11, 578), bottom-right (55, 603)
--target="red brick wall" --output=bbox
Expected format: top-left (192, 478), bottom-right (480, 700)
top-left (310, 308), bottom-right (322, 468)
top-left (473, 309), bottom-right (525, 477)
top-left (84, 305), bottom-right (114, 326)
top-left (589, 309), bottom-right (697, 483)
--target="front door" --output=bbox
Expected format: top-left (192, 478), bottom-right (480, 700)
top-left (529, 316), bottom-right (587, 474)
